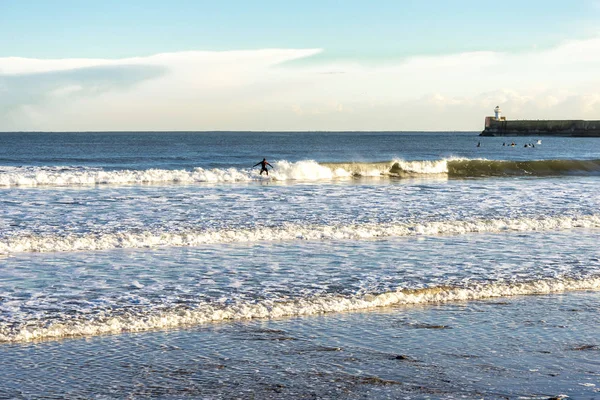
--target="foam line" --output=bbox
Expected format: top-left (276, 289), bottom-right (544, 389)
top-left (1, 276), bottom-right (598, 343)
top-left (1, 214), bottom-right (599, 254)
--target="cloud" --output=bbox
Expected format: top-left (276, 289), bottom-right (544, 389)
top-left (0, 65), bottom-right (166, 112)
top-left (1, 40), bottom-right (600, 131)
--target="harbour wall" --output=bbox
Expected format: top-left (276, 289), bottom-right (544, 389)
top-left (480, 119), bottom-right (600, 137)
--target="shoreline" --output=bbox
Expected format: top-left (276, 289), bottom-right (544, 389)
top-left (2, 291), bottom-right (598, 399)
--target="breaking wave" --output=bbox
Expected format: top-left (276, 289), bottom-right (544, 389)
top-left (357, 158), bottom-right (600, 177)
top-left (2, 214), bottom-right (599, 254)
top-left (2, 276), bottom-right (598, 343)
top-left (446, 158), bottom-right (600, 177)
top-left (1, 158), bottom-right (599, 187)
top-left (0, 161), bottom-right (367, 187)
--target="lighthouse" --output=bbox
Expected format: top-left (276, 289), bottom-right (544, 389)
top-left (494, 106), bottom-right (502, 121)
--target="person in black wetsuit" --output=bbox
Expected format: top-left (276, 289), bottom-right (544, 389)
top-left (254, 158), bottom-right (273, 175)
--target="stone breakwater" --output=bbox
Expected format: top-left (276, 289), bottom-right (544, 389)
top-left (480, 119), bottom-right (600, 137)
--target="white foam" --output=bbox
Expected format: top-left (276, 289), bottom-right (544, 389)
top-left (393, 159), bottom-right (450, 174)
top-left (0, 159), bottom-right (457, 187)
top-left (0, 161), bottom-right (361, 187)
top-left (269, 160), bottom-right (354, 180)
top-left (1, 276), bottom-right (598, 343)
top-left (1, 214), bottom-right (599, 254)
top-left (0, 165), bottom-right (257, 186)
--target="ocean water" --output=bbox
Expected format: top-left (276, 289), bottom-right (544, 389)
top-left (1, 131), bottom-right (599, 399)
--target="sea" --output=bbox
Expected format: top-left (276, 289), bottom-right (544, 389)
top-left (1, 131), bottom-right (599, 399)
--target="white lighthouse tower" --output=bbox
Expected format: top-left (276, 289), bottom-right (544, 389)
top-left (494, 106), bottom-right (502, 120)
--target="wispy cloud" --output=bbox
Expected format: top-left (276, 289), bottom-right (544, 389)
top-left (0, 65), bottom-right (166, 111)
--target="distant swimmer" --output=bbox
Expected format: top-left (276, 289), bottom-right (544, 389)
top-left (503, 142), bottom-right (506, 146)
top-left (477, 141), bottom-right (481, 147)
top-left (254, 158), bottom-right (273, 175)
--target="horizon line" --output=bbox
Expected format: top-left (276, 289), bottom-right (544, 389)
top-left (0, 130), bottom-right (479, 134)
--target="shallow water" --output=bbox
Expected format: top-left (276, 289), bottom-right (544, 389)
top-left (2, 291), bottom-right (599, 399)
top-left (1, 177), bottom-right (599, 253)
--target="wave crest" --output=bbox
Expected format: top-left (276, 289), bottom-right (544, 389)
top-left (1, 158), bottom-right (599, 187)
top-left (447, 159), bottom-right (600, 177)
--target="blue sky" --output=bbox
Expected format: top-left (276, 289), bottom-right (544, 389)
top-left (1, 0), bottom-right (600, 131)
top-left (2, 0), bottom-right (598, 59)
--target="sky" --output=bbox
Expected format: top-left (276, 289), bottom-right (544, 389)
top-left (1, 0), bottom-right (600, 131)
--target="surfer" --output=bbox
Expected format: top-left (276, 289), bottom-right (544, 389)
top-left (254, 158), bottom-right (273, 175)
top-left (477, 141), bottom-right (481, 148)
